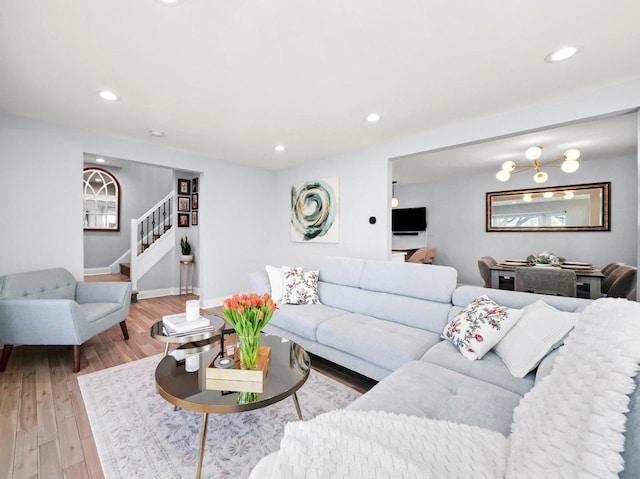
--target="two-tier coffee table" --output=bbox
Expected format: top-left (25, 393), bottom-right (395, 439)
top-left (155, 333), bottom-right (310, 479)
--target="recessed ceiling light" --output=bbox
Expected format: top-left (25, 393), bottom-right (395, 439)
top-left (545, 46), bottom-right (579, 63)
top-left (95, 157), bottom-right (105, 163)
top-left (149, 130), bottom-right (165, 137)
top-left (99, 90), bottom-right (118, 101)
top-left (158, 0), bottom-right (185, 5)
top-left (366, 113), bottom-right (380, 122)
top-left (275, 145), bottom-right (285, 152)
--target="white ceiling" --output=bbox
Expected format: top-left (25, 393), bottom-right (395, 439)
top-left (1, 1), bottom-right (640, 172)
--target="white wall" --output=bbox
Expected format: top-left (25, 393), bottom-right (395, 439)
top-left (0, 125), bottom-right (84, 278)
top-left (268, 150), bottom-right (390, 267)
top-left (0, 113), bottom-right (274, 307)
top-left (2, 79), bottom-right (640, 305)
top-left (395, 155), bottom-right (637, 285)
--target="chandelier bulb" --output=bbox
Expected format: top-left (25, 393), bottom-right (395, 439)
top-left (534, 171), bottom-right (548, 183)
top-left (563, 148), bottom-right (580, 162)
top-left (526, 146), bottom-right (543, 160)
top-left (561, 160), bottom-right (580, 173)
top-left (501, 160), bottom-right (516, 172)
top-left (496, 170), bottom-right (511, 182)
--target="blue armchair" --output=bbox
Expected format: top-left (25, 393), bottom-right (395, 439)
top-left (0, 268), bottom-right (132, 372)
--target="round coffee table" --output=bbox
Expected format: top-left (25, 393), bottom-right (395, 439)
top-left (150, 315), bottom-right (225, 359)
top-left (155, 333), bottom-right (310, 479)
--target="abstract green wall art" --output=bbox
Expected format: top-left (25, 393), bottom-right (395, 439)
top-left (291, 177), bottom-right (340, 243)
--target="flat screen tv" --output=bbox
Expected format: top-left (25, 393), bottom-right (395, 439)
top-left (392, 207), bottom-right (427, 233)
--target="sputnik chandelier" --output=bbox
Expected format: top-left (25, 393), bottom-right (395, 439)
top-left (496, 146), bottom-right (580, 183)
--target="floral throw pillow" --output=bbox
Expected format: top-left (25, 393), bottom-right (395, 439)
top-left (441, 295), bottom-right (522, 360)
top-left (281, 267), bottom-right (321, 305)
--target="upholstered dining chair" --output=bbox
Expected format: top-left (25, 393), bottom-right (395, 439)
top-left (605, 266), bottom-right (637, 299)
top-left (407, 247), bottom-right (437, 264)
top-left (477, 257), bottom-right (494, 287)
top-left (514, 267), bottom-right (577, 297)
top-left (601, 264), bottom-right (630, 295)
top-left (602, 262), bottom-right (625, 277)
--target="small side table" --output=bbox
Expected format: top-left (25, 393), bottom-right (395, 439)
top-left (179, 260), bottom-right (194, 295)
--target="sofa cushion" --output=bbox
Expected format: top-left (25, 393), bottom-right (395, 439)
top-left (493, 300), bottom-right (577, 378)
top-left (78, 302), bottom-right (122, 323)
top-left (421, 341), bottom-right (535, 396)
top-left (316, 313), bottom-right (441, 371)
top-left (317, 282), bottom-right (452, 333)
top-left (442, 295), bottom-right (522, 360)
top-left (452, 285), bottom-right (591, 313)
top-left (359, 260), bottom-right (457, 303)
top-left (306, 255), bottom-right (365, 288)
top-left (347, 361), bottom-right (522, 435)
top-left (268, 304), bottom-right (348, 341)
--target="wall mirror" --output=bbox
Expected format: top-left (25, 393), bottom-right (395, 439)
top-left (486, 182), bottom-right (610, 232)
top-left (83, 168), bottom-right (120, 231)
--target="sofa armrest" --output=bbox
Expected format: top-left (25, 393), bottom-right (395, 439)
top-left (0, 299), bottom-right (87, 344)
top-left (75, 281), bottom-right (132, 305)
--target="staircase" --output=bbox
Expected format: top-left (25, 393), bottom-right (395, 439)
top-left (83, 265), bottom-right (138, 303)
top-left (84, 191), bottom-right (176, 302)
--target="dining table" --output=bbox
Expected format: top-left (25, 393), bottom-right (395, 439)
top-left (489, 260), bottom-right (604, 299)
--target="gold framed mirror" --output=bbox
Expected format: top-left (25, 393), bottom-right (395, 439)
top-left (486, 182), bottom-right (610, 232)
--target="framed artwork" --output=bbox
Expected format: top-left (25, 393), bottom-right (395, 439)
top-left (191, 193), bottom-right (198, 210)
top-left (178, 213), bottom-right (189, 227)
top-left (178, 178), bottom-right (190, 195)
top-left (178, 196), bottom-right (190, 212)
top-left (191, 211), bottom-right (198, 225)
top-left (192, 177), bottom-right (199, 193)
top-left (291, 176), bottom-right (340, 243)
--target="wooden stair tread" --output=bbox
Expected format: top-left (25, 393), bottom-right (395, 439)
top-left (84, 273), bottom-right (130, 282)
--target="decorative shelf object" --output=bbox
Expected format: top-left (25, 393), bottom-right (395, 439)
top-left (206, 347), bottom-right (271, 393)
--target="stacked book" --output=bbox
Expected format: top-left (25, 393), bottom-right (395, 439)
top-left (162, 313), bottom-right (214, 336)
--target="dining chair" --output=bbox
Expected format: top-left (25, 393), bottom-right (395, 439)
top-left (477, 258), bottom-right (494, 287)
top-left (601, 264), bottom-right (630, 294)
top-left (514, 267), bottom-right (577, 297)
top-left (605, 266), bottom-right (637, 299)
top-left (407, 247), bottom-right (437, 264)
top-left (602, 262), bottom-right (624, 276)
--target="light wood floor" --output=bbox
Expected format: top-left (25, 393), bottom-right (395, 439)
top-left (0, 295), bottom-right (375, 479)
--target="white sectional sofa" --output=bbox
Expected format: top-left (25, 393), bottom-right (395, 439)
top-left (249, 255), bottom-right (640, 478)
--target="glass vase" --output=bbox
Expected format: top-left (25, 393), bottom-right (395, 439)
top-left (237, 332), bottom-right (260, 370)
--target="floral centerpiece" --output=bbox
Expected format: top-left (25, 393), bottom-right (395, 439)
top-left (527, 251), bottom-right (560, 266)
top-left (222, 293), bottom-right (277, 370)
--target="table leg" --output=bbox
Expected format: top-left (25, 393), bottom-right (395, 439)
top-left (196, 412), bottom-right (209, 479)
top-left (292, 392), bottom-right (303, 421)
top-left (164, 342), bottom-right (170, 357)
top-left (490, 270), bottom-right (500, 289)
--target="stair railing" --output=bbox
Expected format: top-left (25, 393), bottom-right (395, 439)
top-left (130, 190), bottom-right (175, 291)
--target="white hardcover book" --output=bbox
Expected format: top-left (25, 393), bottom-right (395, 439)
top-left (162, 313), bottom-right (210, 332)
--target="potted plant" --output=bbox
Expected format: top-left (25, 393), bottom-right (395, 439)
top-left (180, 235), bottom-right (193, 262)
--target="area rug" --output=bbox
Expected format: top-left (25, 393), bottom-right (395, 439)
top-left (78, 354), bottom-right (361, 479)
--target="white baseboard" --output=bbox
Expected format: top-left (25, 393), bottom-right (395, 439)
top-left (201, 296), bottom-right (225, 309)
top-left (84, 267), bottom-right (111, 276)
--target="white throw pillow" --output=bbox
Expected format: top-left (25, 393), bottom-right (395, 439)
top-left (265, 265), bottom-right (291, 302)
top-left (493, 300), bottom-right (577, 378)
top-left (281, 267), bottom-right (321, 305)
top-left (441, 295), bottom-right (522, 360)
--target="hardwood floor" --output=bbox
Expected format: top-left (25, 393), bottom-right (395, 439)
top-left (0, 295), bottom-right (375, 478)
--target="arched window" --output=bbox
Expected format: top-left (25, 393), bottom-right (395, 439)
top-left (83, 168), bottom-right (121, 231)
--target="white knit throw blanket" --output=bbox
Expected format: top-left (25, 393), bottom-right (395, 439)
top-left (268, 410), bottom-right (509, 479)
top-left (259, 298), bottom-right (640, 479)
top-left (507, 297), bottom-right (640, 478)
